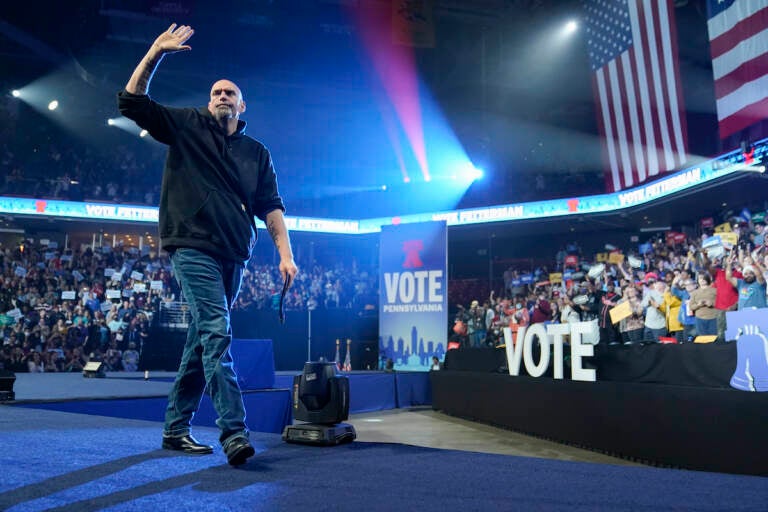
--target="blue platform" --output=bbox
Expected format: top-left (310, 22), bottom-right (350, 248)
top-left (9, 339), bottom-right (431, 435)
top-left (231, 338), bottom-right (275, 390)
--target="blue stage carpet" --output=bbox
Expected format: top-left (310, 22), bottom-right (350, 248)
top-left (1, 407), bottom-right (766, 511)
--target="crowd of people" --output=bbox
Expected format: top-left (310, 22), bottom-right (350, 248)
top-left (452, 210), bottom-right (768, 348)
top-left (3, 90), bottom-right (767, 369)
top-left (0, 238), bottom-right (378, 373)
top-left (3, 205), bottom-right (768, 373)
top-left (0, 242), bottom-right (171, 374)
top-left (4, 205), bottom-right (768, 375)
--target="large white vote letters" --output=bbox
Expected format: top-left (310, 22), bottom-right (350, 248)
top-left (502, 322), bottom-right (597, 382)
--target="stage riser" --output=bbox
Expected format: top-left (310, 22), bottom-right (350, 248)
top-left (12, 372), bottom-right (432, 435)
top-left (15, 390), bottom-right (291, 434)
top-left (431, 371), bottom-right (768, 476)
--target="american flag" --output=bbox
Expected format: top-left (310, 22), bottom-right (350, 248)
top-left (707, 0), bottom-right (768, 140)
top-left (584, 0), bottom-right (688, 192)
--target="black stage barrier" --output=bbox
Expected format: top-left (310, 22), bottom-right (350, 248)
top-left (444, 343), bottom-right (736, 388)
top-left (144, 309), bottom-right (378, 372)
top-left (431, 370), bottom-right (768, 475)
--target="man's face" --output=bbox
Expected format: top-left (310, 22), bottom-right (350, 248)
top-left (743, 271), bottom-right (756, 284)
top-left (208, 79), bottom-right (246, 121)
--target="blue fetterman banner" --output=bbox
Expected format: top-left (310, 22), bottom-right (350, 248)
top-left (379, 221), bottom-right (447, 371)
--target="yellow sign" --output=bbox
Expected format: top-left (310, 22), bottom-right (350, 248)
top-left (549, 273), bottom-right (563, 284)
top-left (694, 335), bottom-right (717, 344)
top-left (609, 301), bottom-right (632, 324)
top-left (608, 253), bottom-right (625, 265)
top-left (719, 232), bottom-right (738, 248)
top-left (596, 252), bottom-right (609, 262)
top-left (714, 222), bottom-right (732, 233)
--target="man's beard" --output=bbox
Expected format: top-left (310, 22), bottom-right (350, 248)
top-left (744, 275), bottom-right (756, 284)
top-left (213, 104), bottom-right (233, 121)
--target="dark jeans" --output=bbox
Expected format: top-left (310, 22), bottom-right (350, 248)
top-left (695, 317), bottom-right (718, 337)
top-left (623, 328), bottom-right (644, 344)
top-left (643, 326), bottom-right (667, 343)
top-left (163, 248), bottom-right (248, 448)
top-left (600, 323), bottom-right (621, 344)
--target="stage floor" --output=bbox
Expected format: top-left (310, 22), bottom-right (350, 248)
top-left (3, 404), bottom-right (766, 511)
top-left (8, 371), bottom-right (630, 466)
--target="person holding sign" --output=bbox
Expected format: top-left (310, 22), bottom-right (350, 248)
top-left (598, 277), bottom-right (620, 345)
top-left (117, 24), bottom-right (298, 466)
top-left (615, 286), bottom-right (645, 345)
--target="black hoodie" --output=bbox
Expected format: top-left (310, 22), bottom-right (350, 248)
top-left (117, 91), bottom-right (285, 263)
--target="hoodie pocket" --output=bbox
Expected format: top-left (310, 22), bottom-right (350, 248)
top-left (180, 189), bottom-right (254, 259)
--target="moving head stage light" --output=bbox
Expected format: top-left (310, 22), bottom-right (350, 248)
top-left (282, 362), bottom-right (356, 446)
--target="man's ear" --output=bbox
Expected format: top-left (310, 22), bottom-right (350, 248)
top-left (239, 100), bottom-right (246, 114)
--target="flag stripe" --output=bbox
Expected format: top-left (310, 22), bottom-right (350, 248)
top-left (708, 0), bottom-right (768, 39)
top-left (659, 0), bottom-right (687, 164)
top-left (710, 8), bottom-right (768, 57)
top-left (595, 69), bottom-right (622, 191)
top-left (714, 50), bottom-right (768, 99)
top-left (718, 95), bottom-right (768, 137)
top-left (717, 72), bottom-right (768, 121)
top-left (628, 0), bottom-right (657, 178)
top-left (608, 58), bottom-right (634, 186)
top-left (643, 0), bottom-right (674, 172)
top-left (712, 27), bottom-right (768, 80)
top-left (622, 51), bottom-right (647, 182)
top-left (707, 0), bottom-right (768, 140)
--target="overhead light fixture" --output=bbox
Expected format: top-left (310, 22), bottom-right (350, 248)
top-left (48, 100), bottom-right (58, 111)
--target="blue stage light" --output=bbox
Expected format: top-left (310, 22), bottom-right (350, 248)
top-left (469, 166), bottom-right (484, 181)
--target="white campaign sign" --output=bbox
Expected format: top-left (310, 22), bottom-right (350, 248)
top-left (503, 321), bottom-right (597, 382)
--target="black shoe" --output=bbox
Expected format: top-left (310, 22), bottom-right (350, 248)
top-left (162, 434), bottom-right (214, 455)
top-left (225, 437), bottom-right (255, 466)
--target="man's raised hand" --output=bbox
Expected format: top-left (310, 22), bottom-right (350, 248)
top-left (152, 24), bottom-right (194, 54)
